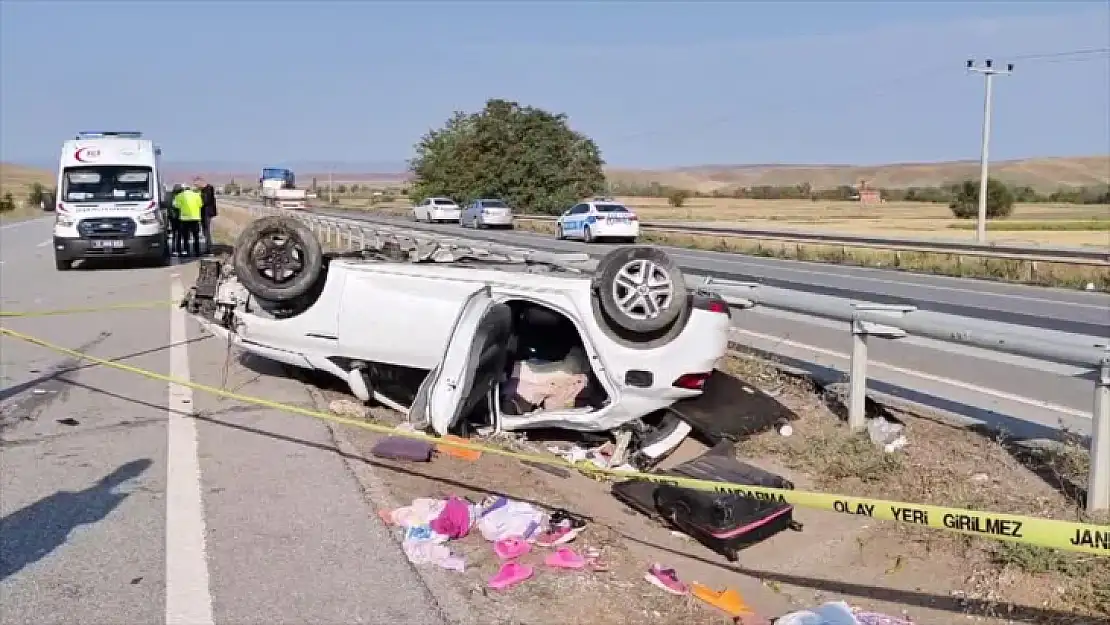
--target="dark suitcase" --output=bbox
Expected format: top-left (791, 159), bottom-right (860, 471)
top-left (612, 444), bottom-right (801, 561)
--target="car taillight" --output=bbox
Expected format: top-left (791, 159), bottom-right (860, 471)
top-left (673, 372), bottom-right (711, 390)
top-left (628, 213), bottom-right (639, 221)
top-left (692, 293), bottom-right (730, 314)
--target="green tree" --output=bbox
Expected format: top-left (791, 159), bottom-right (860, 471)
top-left (409, 98), bottom-right (605, 215)
top-left (27, 182), bottom-right (46, 206)
top-left (0, 192), bottom-right (15, 213)
top-left (336, 183), bottom-right (348, 194)
top-left (667, 188), bottom-right (690, 208)
top-left (949, 178), bottom-right (1015, 219)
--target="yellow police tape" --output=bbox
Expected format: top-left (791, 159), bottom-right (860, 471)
top-left (0, 300), bottom-right (174, 318)
top-left (0, 323), bottom-right (1106, 556)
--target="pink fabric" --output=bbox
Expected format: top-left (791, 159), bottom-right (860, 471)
top-left (430, 496), bottom-right (471, 539)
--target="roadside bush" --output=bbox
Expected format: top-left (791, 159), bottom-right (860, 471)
top-left (949, 178), bottom-right (1015, 219)
top-left (0, 192), bottom-right (15, 212)
top-left (408, 98), bottom-right (606, 215)
top-left (667, 188), bottom-right (690, 208)
top-left (26, 182), bottom-right (46, 207)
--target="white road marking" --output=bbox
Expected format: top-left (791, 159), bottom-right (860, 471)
top-left (165, 277), bottom-right (214, 625)
top-left (729, 326), bottom-right (1091, 419)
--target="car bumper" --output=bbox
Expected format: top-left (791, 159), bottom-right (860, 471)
top-left (430, 210), bottom-right (461, 221)
top-left (479, 212), bottom-right (513, 226)
top-left (54, 234), bottom-right (167, 260)
top-left (592, 222), bottom-right (640, 238)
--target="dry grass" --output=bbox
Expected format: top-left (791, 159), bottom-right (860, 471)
top-left (606, 197), bottom-right (1110, 248)
top-left (723, 355), bottom-right (1108, 623)
top-left (607, 155), bottom-right (1110, 194)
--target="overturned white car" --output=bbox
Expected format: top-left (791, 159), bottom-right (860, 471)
top-left (184, 215), bottom-right (741, 465)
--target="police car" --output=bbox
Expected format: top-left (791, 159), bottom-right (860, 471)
top-left (554, 198), bottom-right (640, 243)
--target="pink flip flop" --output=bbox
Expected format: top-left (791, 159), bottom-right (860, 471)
top-left (488, 562), bottom-right (534, 590)
top-left (644, 563), bottom-right (688, 595)
top-left (493, 536), bottom-right (531, 560)
top-left (544, 547), bottom-right (586, 570)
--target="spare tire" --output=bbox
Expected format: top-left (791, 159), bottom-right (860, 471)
top-left (232, 215), bottom-right (324, 302)
top-left (593, 246), bottom-right (687, 335)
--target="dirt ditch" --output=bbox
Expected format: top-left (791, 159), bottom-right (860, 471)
top-left (309, 354), bottom-right (1107, 625)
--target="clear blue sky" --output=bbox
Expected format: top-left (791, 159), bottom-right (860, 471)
top-left (1, 1), bottom-right (1108, 170)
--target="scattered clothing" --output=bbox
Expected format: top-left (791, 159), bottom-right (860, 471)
top-left (775, 601), bottom-right (913, 625)
top-left (476, 497), bottom-right (547, 542)
top-left (402, 539), bottom-right (464, 572)
top-left (370, 436), bottom-right (435, 462)
top-left (388, 498), bottom-right (447, 529)
top-left (430, 496), bottom-right (474, 540)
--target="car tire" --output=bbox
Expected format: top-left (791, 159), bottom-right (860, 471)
top-left (55, 256), bottom-right (70, 271)
top-left (583, 225), bottom-right (594, 244)
top-left (593, 246), bottom-right (687, 336)
top-left (231, 215), bottom-right (324, 303)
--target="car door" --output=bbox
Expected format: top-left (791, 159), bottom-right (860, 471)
top-left (414, 198), bottom-right (425, 220)
top-left (565, 204), bottom-right (587, 238)
top-left (410, 286), bottom-right (514, 435)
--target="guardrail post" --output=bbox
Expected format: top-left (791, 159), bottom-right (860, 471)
top-left (848, 304), bottom-right (913, 430)
top-left (1088, 356), bottom-right (1110, 513)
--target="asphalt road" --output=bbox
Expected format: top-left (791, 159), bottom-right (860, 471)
top-left (310, 207), bottom-right (1106, 439)
top-left (0, 217), bottom-right (449, 625)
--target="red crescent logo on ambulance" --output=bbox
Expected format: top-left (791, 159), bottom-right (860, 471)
top-left (75, 147), bottom-right (101, 162)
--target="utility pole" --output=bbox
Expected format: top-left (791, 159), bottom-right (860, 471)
top-left (966, 58), bottom-right (1014, 244)
top-left (328, 171), bottom-right (334, 204)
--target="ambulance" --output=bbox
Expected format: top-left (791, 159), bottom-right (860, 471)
top-left (52, 131), bottom-right (170, 270)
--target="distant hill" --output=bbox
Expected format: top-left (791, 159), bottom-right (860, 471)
top-left (6, 155), bottom-right (1109, 193)
top-left (0, 162), bottom-right (53, 198)
top-left (607, 156), bottom-right (1110, 193)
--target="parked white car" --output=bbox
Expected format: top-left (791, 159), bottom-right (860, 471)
top-left (184, 216), bottom-right (735, 465)
top-left (460, 198), bottom-right (514, 229)
top-left (413, 197), bottom-right (462, 223)
top-left (555, 199), bottom-right (640, 243)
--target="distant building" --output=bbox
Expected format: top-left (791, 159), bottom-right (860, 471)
top-left (855, 180), bottom-right (881, 204)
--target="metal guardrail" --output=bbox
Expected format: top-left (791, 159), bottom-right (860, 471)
top-left (508, 214), bottom-right (1110, 266)
top-left (234, 202), bottom-right (1110, 512)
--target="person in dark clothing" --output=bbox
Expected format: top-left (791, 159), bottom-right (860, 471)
top-left (195, 178), bottom-right (218, 255)
top-left (167, 184), bottom-right (183, 256)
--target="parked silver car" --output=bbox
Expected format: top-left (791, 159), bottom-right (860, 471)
top-left (460, 198), bottom-right (514, 229)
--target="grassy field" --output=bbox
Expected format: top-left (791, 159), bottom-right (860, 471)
top-left (607, 155), bottom-right (1110, 193)
top-left (0, 162), bottom-right (53, 223)
top-left (609, 197), bottom-right (1110, 248)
